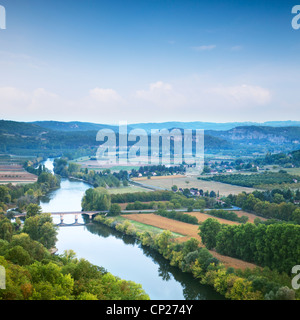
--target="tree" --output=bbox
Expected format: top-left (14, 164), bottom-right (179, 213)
top-left (199, 218), bottom-right (222, 250)
top-left (82, 187), bottom-right (111, 211)
top-left (292, 208), bottom-right (300, 224)
top-left (171, 185), bottom-right (178, 192)
top-left (23, 213), bottom-right (58, 249)
top-left (0, 186), bottom-right (11, 203)
top-left (202, 166), bottom-right (211, 174)
top-left (108, 204), bottom-right (121, 216)
top-left (26, 204), bottom-right (42, 218)
top-left (5, 245), bottom-right (32, 266)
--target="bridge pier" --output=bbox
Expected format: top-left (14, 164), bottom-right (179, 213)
top-left (49, 211), bottom-right (100, 226)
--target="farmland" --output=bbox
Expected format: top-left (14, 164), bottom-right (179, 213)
top-left (0, 164), bottom-right (38, 185)
top-left (121, 213), bottom-right (258, 270)
top-left (132, 175), bottom-right (256, 196)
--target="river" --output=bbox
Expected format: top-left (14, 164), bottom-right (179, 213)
top-left (39, 159), bottom-right (223, 300)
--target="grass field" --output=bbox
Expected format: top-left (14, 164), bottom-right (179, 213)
top-left (115, 216), bottom-right (184, 238)
top-left (107, 185), bottom-right (151, 194)
top-left (71, 158), bottom-right (140, 172)
top-left (285, 168), bottom-right (300, 176)
top-left (132, 175), bottom-right (256, 196)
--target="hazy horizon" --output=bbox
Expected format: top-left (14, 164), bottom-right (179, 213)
top-left (1, 0), bottom-right (300, 123)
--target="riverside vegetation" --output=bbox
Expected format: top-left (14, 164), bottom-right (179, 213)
top-left (93, 214), bottom-right (298, 300)
top-left (0, 208), bottom-right (149, 300)
top-left (0, 169), bottom-right (150, 300)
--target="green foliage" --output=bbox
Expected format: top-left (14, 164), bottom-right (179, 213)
top-left (26, 203), bottom-right (42, 218)
top-left (95, 215), bottom-right (299, 300)
top-left (199, 218), bottom-right (222, 249)
top-left (108, 204), bottom-right (122, 216)
top-left (156, 209), bottom-right (199, 225)
top-left (0, 215), bottom-right (149, 301)
top-left (23, 213), bottom-right (58, 249)
top-left (207, 209), bottom-right (249, 223)
top-left (111, 190), bottom-right (174, 203)
top-left (227, 191), bottom-right (300, 223)
top-left (200, 218), bottom-right (300, 273)
top-left (207, 171), bottom-right (300, 188)
top-left (82, 187), bottom-right (111, 211)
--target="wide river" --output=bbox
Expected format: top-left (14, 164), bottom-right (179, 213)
top-left (39, 159), bottom-right (222, 300)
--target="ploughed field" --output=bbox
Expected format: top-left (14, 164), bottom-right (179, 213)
top-left (0, 165), bottom-right (37, 184)
top-left (122, 213), bottom-right (258, 270)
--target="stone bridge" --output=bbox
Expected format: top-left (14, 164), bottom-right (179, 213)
top-left (49, 211), bottom-right (103, 226)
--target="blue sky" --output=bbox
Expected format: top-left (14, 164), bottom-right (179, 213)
top-left (0, 0), bottom-right (299, 123)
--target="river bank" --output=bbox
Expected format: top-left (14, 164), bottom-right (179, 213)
top-left (39, 158), bottom-right (223, 300)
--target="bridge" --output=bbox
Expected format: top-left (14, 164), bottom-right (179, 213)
top-left (49, 211), bottom-right (103, 226)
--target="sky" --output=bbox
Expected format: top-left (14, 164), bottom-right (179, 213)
top-left (0, 0), bottom-right (300, 124)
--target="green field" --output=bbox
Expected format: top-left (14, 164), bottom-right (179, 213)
top-left (285, 168), bottom-right (300, 176)
top-left (115, 216), bottom-right (184, 238)
top-left (107, 185), bottom-right (151, 194)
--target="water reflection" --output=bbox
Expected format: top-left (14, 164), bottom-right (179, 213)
top-left (85, 223), bottom-right (224, 300)
top-left (39, 159), bottom-right (224, 300)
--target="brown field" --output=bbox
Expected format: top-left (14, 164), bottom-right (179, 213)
top-left (132, 175), bottom-right (256, 196)
top-left (122, 213), bottom-right (258, 270)
top-left (122, 213), bottom-right (201, 239)
top-left (233, 210), bottom-right (267, 223)
top-left (0, 165), bottom-right (37, 184)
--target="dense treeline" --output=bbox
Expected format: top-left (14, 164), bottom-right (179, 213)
top-left (131, 164), bottom-right (186, 178)
top-left (112, 190), bottom-right (207, 210)
top-left (0, 208), bottom-right (149, 300)
top-left (94, 215), bottom-right (298, 300)
top-left (156, 209), bottom-right (199, 225)
top-left (111, 190), bottom-right (174, 203)
top-left (205, 171), bottom-right (299, 188)
top-left (207, 209), bottom-right (248, 223)
top-left (199, 218), bottom-right (300, 273)
top-left (0, 172), bottom-right (60, 213)
top-left (227, 192), bottom-right (300, 223)
top-left (260, 150), bottom-right (300, 167)
top-left (54, 158), bottom-right (128, 188)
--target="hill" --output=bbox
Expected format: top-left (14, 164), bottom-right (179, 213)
top-left (0, 120), bottom-right (300, 157)
top-left (33, 120), bottom-right (300, 132)
top-left (207, 126), bottom-right (300, 146)
top-left (32, 120), bottom-right (118, 132)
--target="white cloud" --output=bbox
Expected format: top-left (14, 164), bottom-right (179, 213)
top-left (89, 88), bottom-right (123, 104)
top-left (135, 81), bottom-right (186, 108)
top-left (230, 45), bottom-right (243, 51)
top-left (192, 45), bottom-right (216, 51)
top-left (208, 84), bottom-right (272, 106)
top-left (0, 81), bottom-right (274, 123)
top-left (0, 87), bottom-right (29, 103)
